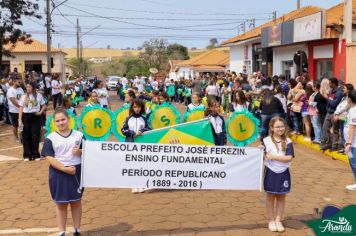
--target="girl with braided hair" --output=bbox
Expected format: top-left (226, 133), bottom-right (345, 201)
top-left (262, 116), bottom-right (295, 232)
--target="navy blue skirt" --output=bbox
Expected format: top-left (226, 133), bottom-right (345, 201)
top-left (264, 167), bottom-right (291, 194)
top-left (49, 164), bottom-right (83, 204)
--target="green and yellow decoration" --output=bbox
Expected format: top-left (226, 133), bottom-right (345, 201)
top-left (112, 104), bottom-right (130, 141)
top-left (226, 109), bottom-right (260, 146)
top-left (148, 103), bottom-right (181, 129)
top-left (183, 106), bottom-right (205, 122)
top-left (79, 105), bottom-right (113, 141)
top-left (45, 109), bottom-right (78, 137)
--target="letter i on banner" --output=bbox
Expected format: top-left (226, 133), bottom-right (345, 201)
top-left (79, 105), bottom-right (113, 141)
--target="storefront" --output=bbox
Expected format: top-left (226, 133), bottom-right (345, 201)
top-left (273, 44), bottom-right (309, 79)
top-left (308, 39), bottom-right (346, 81)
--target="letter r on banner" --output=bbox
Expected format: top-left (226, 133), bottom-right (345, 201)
top-left (94, 118), bottom-right (102, 129)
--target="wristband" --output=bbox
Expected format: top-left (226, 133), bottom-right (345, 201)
top-left (345, 143), bottom-right (352, 146)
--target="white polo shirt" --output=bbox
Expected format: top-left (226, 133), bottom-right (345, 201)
top-left (7, 86), bottom-right (24, 113)
top-left (19, 93), bottom-right (46, 113)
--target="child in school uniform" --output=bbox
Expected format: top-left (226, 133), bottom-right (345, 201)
top-left (262, 116), bottom-right (295, 233)
top-left (205, 100), bottom-right (227, 146)
top-left (41, 108), bottom-right (84, 236)
top-left (86, 91), bottom-right (100, 107)
top-left (187, 93), bottom-right (205, 112)
top-left (121, 99), bottom-right (151, 193)
top-left (63, 96), bottom-right (77, 116)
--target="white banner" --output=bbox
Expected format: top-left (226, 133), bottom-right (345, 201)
top-left (81, 141), bottom-right (264, 190)
top-left (293, 12), bottom-right (322, 43)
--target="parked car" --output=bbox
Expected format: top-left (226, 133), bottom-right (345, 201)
top-left (106, 76), bottom-right (121, 90)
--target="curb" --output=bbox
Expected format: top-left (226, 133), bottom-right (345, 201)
top-left (289, 134), bottom-right (349, 164)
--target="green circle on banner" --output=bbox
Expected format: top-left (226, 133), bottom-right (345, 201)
top-left (226, 109), bottom-right (260, 146)
top-left (112, 104), bottom-right (130, 141)
top-left (148, 103), bottom-right (181, 129)
top-left (45, 109), bottom-right (78, 137)
top-left (79, 105), bottom-right (113, 141)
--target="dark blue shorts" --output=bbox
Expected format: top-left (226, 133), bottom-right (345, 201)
top-left (264, 167), bottom-right (291, 194)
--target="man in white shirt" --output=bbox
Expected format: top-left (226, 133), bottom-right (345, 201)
top-left (6, 77), bottom-right (24, 142)
top-left (121, 74), bottom-right (129, 89)
top-left (133, 76), bottom-right (140, 87)
top-left (51, 76), bottom-right (63, 110)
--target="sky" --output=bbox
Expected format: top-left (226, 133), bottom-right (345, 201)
top-left (22, 0), bottom-right (343, 49)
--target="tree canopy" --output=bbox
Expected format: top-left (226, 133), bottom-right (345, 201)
top-left (0, 0), bottom-right (41, 73)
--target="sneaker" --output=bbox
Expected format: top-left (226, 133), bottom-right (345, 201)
top-left (268, 221), bottom-right (277, 232)
top-left (34, 158), bottom-right (41, 161)
top-left (330, 147), bottom-right (338, 152)
top-left (320, 145), bottom-right (331, 151)
top-left (304, 137), bottom-right (311, 142)
top-left (24, 158), bottom-right (30, 162)
top-left (338, 148), bottom-right (345, 154)
top-left (57, 232), bottom-right (66, 236)
top-left (345, 184), bottom-right (356, 190)
top-left (275, 221), bottom-right (285, 232)
top-left (73, 231), bottom-right (81, 236)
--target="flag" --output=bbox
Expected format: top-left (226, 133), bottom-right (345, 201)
top-left (135, 119), bottom-right (215, 145)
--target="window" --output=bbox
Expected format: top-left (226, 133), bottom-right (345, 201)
top-left (317, 60), bottom-right (333, 80)
top-left (281, 60), bottom-right (294, 80)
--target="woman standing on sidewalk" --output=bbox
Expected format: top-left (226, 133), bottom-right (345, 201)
top-left (41, 108), bottom-right (84, 236)
top-left (19, 82), bottom-right (46, 161)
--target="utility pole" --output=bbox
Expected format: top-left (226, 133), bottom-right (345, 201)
top-left (345, 0), bottom-right (353, 44)
top-left (273, 11), bottom-right (277, 22)
top-left (76, 18), bottom-right (80, 76)
top-left (297, 0), bottom-right (301, 10)
top-left (80, 40), bottom-right (83, 75)
top-left (46, 0), bottom-right (52, 74)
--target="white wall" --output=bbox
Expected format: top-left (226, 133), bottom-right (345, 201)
top-left (229, 44), bottom-right (253, 74)
top-left (3, 52), bottom-right (66, 79)
top-left (273, 44), bottom-right (308, 77)
top-left (177, 66), bottom-right (194, 79)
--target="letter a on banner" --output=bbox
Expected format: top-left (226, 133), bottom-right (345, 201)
top-left (79, 105), bottom-right (113, 141)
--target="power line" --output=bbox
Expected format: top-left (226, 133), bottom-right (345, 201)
top-left (43, 12), bottom-right (270, 22)
top-left (67, 2), bottom-right (272, 16)
top-left (61, 4), bottom-right (270, 32)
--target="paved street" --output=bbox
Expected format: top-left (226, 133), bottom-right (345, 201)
top-left (0, 93), bottom-right (355, 236)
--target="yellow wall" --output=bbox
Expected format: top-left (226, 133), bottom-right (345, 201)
top-left (346, 43), bottom-right (356, 85)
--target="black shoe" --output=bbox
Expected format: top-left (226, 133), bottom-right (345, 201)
top-left (73, 232), bottom-right (81, 236)
top-left (338, 148), bottom-right (345, 154)
top-left (330, 147), bottom-right (338, 152)
top-left (320, 145), bottom-right (331, 151)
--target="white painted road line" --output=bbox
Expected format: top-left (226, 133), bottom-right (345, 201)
top-left (0, 146), bottom-right (22, 152)
top-left (0, 227), bottom-right (60, 234)
top-left (0, 132), bottom-right (12, 137)
top-left (0, 155), bottom-right (20, 161)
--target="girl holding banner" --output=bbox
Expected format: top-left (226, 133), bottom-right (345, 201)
top-left (41, 108), bottom-right (84, 236)
top-left (205, 100), bottom-right (227, 146)
top-left (262, 116), bottom-right (295, 233)
top-left (121, 99), bottom-right (151, 193)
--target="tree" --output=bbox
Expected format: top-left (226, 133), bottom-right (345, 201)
top-left (140, 38), bottom-right (169, 70)
top-left (0, 0), bottom-right (41, 73)
top-left (167, 43), bottom-right (189, 60)
top-left (207, 38), bottom-right (218, 49)
top-left (67, 58), bottom-right (92, 76)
